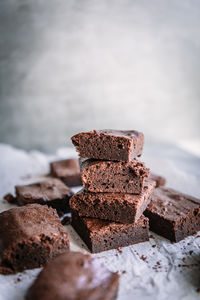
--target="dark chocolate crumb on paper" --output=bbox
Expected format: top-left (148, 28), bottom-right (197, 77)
top-left (140, 255), bottom-right (147, 262)
top-left (117, 247), bottom-right (122, 254)
top-left (3, 193), bottom-right (16, 204)
top-left (61, 216), bottom-right (72, 226)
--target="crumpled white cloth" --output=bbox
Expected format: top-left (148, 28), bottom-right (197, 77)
top-left (0, 143), bottom-right (199, 300)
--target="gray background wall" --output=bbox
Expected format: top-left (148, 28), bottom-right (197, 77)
top-left (0, 0), bottom-right (200, 152)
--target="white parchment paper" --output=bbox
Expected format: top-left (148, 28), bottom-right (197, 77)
top-left (0, 143), bottom-right (199, 300)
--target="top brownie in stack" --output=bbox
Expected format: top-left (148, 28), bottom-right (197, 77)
top-left (71, 129), bottom-right (144, 161)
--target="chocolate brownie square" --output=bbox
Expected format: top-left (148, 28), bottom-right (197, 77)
top-left (0, 204), bottom-right (70, 274)
top-left (15, 178), bottom-right (73, 215)
top-left (26, 252), bottom-right (119, 300)
top-left (70, 180), bottom-right (155, 224)
top-left (149, 173), bottom-right (166, 188)
top-left (71, 129), bottom-right (144, 161)
top-left (144, 187), bottom-right (200, 242)
top-left (80, 158), bottom-right (150, 194)
top-left (71, 211), bottom-right (149, 253)
top-left (50, 158), bottom-right (82, 187)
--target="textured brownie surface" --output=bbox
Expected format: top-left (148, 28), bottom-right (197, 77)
top-left (50, 158), bottom-right (82, 187)
top-left (81, 158), bottom-right (149, 194)
top-left (15, 178), bottom-right (73, 215)
top-left (71, 129), bottom-right (144, 161)
top-left (71, 211), bottom-right (149, 253)
top-left (70, 180), bottom-right (155, 224)
top-left (144, 187), bottom-right (200, 242)
top-left (0, 204), bottom-right (69, 274)
top-left (26, 251), bottom-right (119, 300)
top-left (149, 173), bottom-right (166, 188)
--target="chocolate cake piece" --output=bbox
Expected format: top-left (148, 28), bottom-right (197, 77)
top-left (71, 129), bottom-right (144, 161)
top-left (0, 204), bottom-right (70, 274)
top-left (50, 158), bottom-right (82, 187)
top-left (149, 173), bottom-right (166, 188)
top-left (71, 211), bottom-right (149, 253)
top-left (70, 180), bottom-right (155, 224)
top-left (26, 251), bottom-right (119, 300)
top-left (15, 178), bottom-right (73, 215)
top-left (144, 187), bottom-right (200, 242)
top-left (80, 158), bottom-right (150, 194)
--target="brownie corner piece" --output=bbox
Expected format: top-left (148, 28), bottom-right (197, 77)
top-left (71, 129), bottom-right (144, 161)
top-left (145, 187), bottom-right (200, 242)
top-left (26, 251), bottom-right (119, 300)
top-left (15, 177), bottom-right (73, 215)
top-left (50, 158), bottom-right (82, 187)
top-left (71, 210), bottom-right (149, 253)
top-left (0, 204), bottom-right (69, 274)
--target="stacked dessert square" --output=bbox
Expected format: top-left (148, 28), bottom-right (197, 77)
top-left (70, 130), bottom-right (156, 253)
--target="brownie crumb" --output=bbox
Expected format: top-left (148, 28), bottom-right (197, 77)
top-left (152, 245), bottom-right (156, 248)
top-left (189, 250), bottom-right (193, 255)
top-left (61, 216), bottom-right (72, 226)
top-left (149, 235), bottom-right (154, 239)
top-left (14, 276), bottom-right (22, 283)
top-left (152, 266), bottom-right (159, 272)
top-left (117, 247), bottom-right (122, 254)
top-left (140, 255), bottom-right (147, 262)
top-left (178, 264), bottom-right (198, 269)
top-left (196, 288), bottom-right (200, 293)
top-left (4, 193), bottom-right (16, 204)
top-left (122, 270), bottom-right (126, 274)
top-left (182, 257), bottom-right (186, 262)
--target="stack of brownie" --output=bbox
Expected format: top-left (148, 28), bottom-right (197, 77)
top-left (70, 130), bottom-right (156, 253)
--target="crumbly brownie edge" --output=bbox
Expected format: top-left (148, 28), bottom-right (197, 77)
top-left (1, 235), bottom-right (70, 274)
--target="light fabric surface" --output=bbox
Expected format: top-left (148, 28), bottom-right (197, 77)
top-left (0, 143), bottom-right (199, 300)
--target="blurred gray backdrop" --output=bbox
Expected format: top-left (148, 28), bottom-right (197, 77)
top-left (0, 0), bottom-right (200, 152)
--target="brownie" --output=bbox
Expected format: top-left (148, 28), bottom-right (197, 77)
top-left (50, 158), bottom-right (82, 187)
top-left (26, 251), bottom-right (119, 300)
top-left (71, 129), bottom-right (144, 161)
top-left (0, 204), bottom-right (70, 274)
top-left (70, 180), bottom-right (155, 224)
top-left (80, 158), bottom-right (150, 194)
top-left (144, 187), bottom-right (200, 242)
top-left (15, 178), bottom-right (73, 215)
top-left (71, 210), bottom-right (149, 253)
top-left (149, 173), bottom-right (166, 188)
